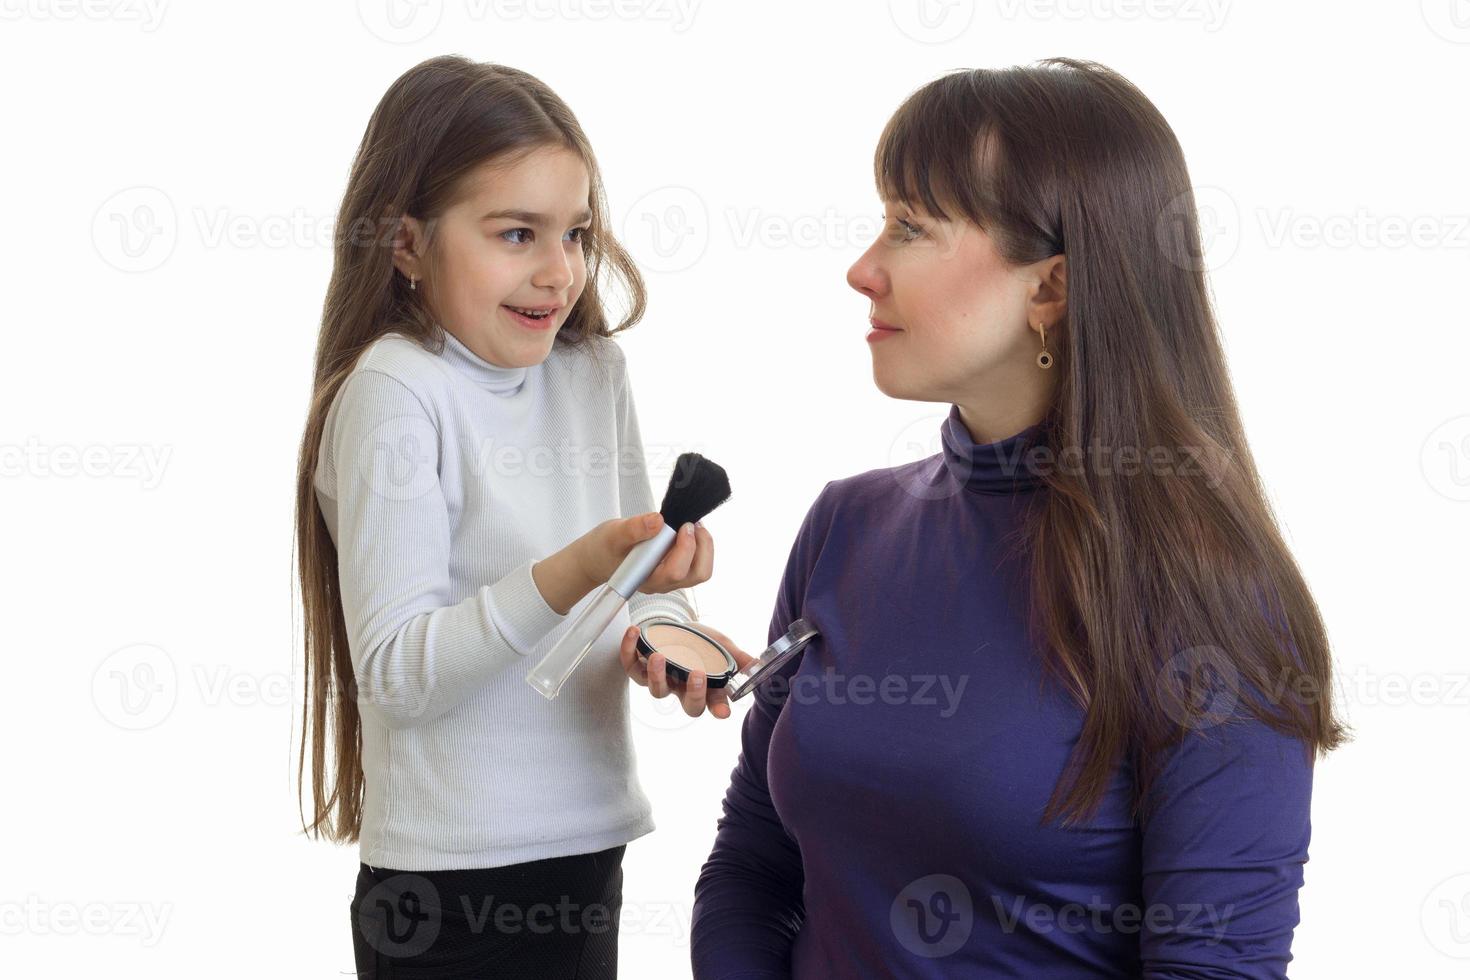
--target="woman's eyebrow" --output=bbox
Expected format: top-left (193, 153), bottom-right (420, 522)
top-left (479, 208), bottom-right (593, 225)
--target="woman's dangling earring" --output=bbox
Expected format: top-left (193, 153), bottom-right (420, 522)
top-left (1036, 322), bottom-right (1054, 370)
top-left (409, 273), bottom-right (417, 291)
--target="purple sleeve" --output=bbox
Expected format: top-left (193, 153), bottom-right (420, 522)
top-left (1138, 707), bottom-right (1315, 979)
top-left (690, 484), bottom-right (833, 979)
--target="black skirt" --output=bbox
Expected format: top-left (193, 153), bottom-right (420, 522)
top-left (350, 844), bottom-right (627, 979)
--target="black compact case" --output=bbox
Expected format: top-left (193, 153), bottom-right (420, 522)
top-left (635, 619), bottom-right (739, 686)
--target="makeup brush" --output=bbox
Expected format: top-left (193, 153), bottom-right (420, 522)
top-left (525, 452), bottom-right (732, 700)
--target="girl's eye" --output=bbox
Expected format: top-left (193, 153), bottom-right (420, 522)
top-left (501, 228), bottom-right (533, 245)
top-left (565, 226), bottom-right (590, 244)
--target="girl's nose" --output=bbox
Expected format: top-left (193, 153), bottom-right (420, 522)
top-left (533, 244), bottom-right (575, 291)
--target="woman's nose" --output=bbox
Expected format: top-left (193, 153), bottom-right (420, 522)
top-left (846, 246), bottom-right (888, 299)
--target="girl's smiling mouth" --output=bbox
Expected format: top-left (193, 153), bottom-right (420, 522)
top-left (503, 303), bottom-right (561, 329)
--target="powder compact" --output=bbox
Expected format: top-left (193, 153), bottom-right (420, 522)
top-left (635, 620), bottom-right (738, 686)
top-left (635, 617), bottom-right (821, 702)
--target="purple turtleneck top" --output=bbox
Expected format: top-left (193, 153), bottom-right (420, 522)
top-left (690, 405), bottom-right (1313, 979)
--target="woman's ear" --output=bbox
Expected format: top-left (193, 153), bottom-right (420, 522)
top-left (1027, 253), bottom-right (1067, 328)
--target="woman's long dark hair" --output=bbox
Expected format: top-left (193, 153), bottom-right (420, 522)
top-left (293, 55), bottom-right (647, 844)
top-left (876, 58), bottom-right (1347, 826)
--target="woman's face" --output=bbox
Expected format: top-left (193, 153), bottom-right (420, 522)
top-left (396, 146), bottom-right (591, 369)
top-left (846, 200), bottom-right (1064, 438)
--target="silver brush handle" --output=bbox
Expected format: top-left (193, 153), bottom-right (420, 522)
top-left (608, 523), bottom-right (678, 596)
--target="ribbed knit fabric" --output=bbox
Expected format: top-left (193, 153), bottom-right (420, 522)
top-left (314, 327), bottom-right (698, 871)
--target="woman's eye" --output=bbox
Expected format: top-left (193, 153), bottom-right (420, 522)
top-left (884, 217), bottom-right (922, 244)
top-left (564, 226), bottom-right (589, 244)
top-left (501, 228), bottom-right (533, 245)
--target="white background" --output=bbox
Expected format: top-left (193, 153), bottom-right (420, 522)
top-left (2, 0), bottom-right (1467, 976)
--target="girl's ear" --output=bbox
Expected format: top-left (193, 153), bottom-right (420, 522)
top-left (390, 214), bottom-right (428, 280)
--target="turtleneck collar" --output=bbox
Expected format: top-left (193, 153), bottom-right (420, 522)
top-left (437, 327), bottom-right (529, 396)
top-left (939, 403), bottom-right (1049, 495)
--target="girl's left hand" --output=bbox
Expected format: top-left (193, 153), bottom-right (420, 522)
top-left (619, 621), bottom-right (759, 720)
top-left (638, 521), bottom-right (714, 594)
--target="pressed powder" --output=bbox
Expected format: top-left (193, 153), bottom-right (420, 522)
top-left (636, 621), bottom-right (737, 686)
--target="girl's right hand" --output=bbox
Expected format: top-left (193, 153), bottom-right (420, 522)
top-left (534, 512), bottom-right (709, 616)
top-left (574, 511), bottom-right (711, 594)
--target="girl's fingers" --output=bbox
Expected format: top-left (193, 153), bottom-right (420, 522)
top-left (680, 670), bottom-right (708, 717)
top-left (648, 652), bottom-right (671, 698)
top-left (620, 626), bottom-right (648, 686)
top-left (651, 524), bottom-right (708, 592)
top-left (627, 623), bottom-right (732, 719)
top-left (696, 624), bottom-right (741, 717)
top-left (687, 524), bottom-right (714, 584)
top-left (705, 682), bottom-right (731, 720)
top-left (662, 524), bottom-right (698, 581)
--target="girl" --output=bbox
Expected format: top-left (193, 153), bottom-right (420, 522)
top-left (687, 59), bottom-right (1347, 978)
top-left (294, 55), bottom-right (750, 979)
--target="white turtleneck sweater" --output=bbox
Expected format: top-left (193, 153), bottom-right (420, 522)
top-left (313, 327), bottom-right (698, 871)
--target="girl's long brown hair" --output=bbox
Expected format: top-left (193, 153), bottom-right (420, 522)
top-left (877, 59), bottom-right (1347, 826)
top-left (293, 55), bottom-right (647, 844)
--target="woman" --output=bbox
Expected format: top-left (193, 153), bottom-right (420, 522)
top-left (685, 58), bottom-right (1345, 978)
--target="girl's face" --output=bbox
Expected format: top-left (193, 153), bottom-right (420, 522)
top-left (398, 145), bottom-right (592, 369)
top-left (846, 200), bottom-right (1064, 438)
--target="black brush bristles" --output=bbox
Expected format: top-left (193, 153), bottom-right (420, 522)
top-left (658, 453), bottom-right (731, 529)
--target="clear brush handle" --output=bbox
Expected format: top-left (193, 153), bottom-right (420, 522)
top-left (525, 523), bottom-right (678, 700)
top-left (524, 585), bottom-right (628, 700)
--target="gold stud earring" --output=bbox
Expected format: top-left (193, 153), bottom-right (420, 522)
top-left (1036, 322), bottom-right (1053, 370)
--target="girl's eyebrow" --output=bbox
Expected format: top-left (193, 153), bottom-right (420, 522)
top-left (480, 208), bottom-right (593, 225)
